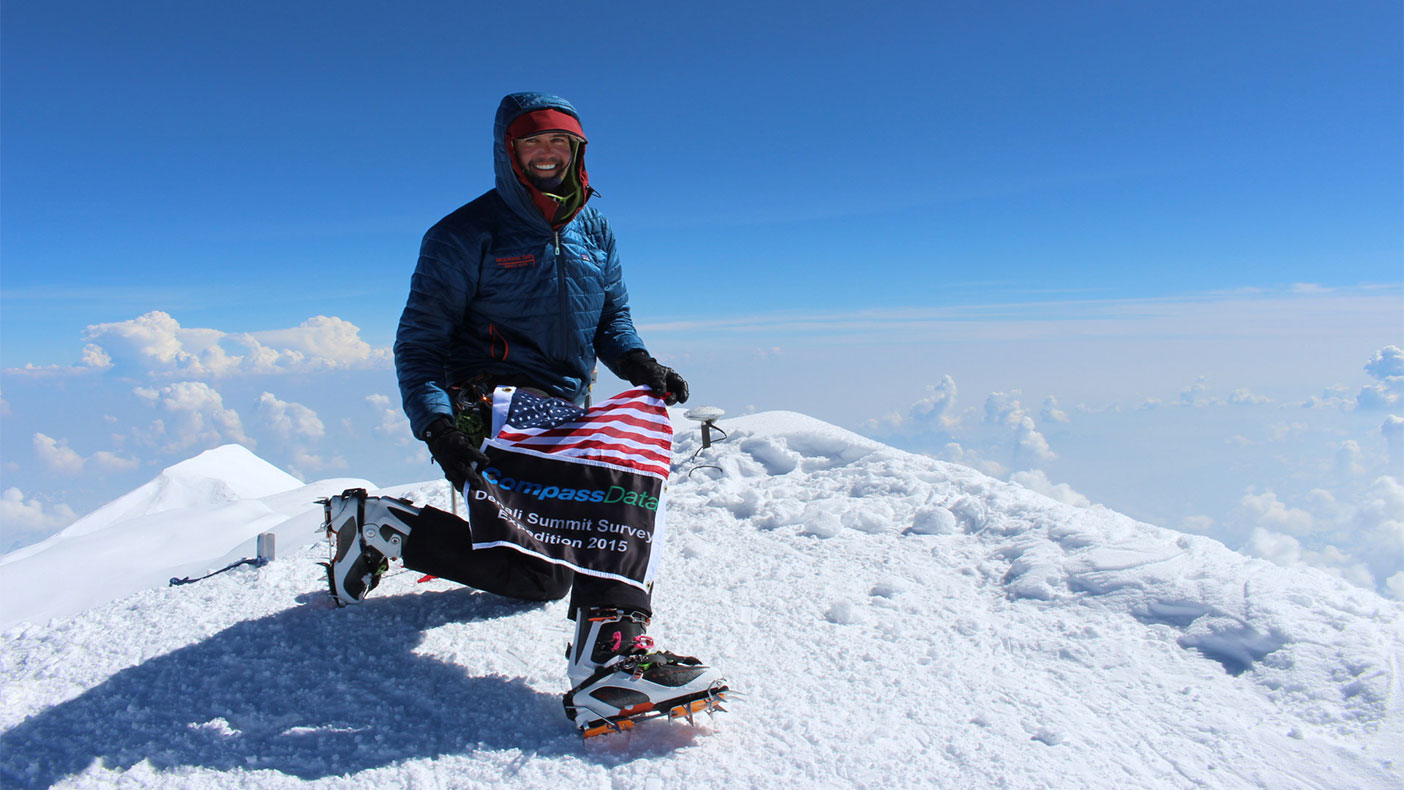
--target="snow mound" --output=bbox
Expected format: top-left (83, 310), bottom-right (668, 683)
top-left (16, 445), bottom-right (303, 550)
top-left (0, 412), bottom-right (1400, 788)
top-left (0, 446), bottom-right (373, 630)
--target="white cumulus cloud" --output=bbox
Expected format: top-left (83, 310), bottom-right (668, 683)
top-left (1236, 477), bottom-right (1404, 598)
top-left (30, 434), bottom-right (139, 476)
top-left (1010, 469), bottom-right (1090, 507)
top-left (984, 391), bottom-right (1056, 468)
top-left (1040, 396), bottom-right (1070, 424)
top-left (1335, 440), bottom-right (1367, 477)
top-left (255, 393), bottom-right (325, 440)
top-left (32, 434), bottom-right (86, 475)
top-left (1355, 346), bottom-right (1403, 410)
top-left (869, 375), bottom-right (960, 433)
top-left (132, 381), bottom-right (251, 450)
top-left (1364, 345), bottom-right (1404, 380)
top-left (1177, 377), bottom-right (1223, 407)
top-left (248, 315), bottom-right (391, 371)
top-left (1229, 388), bottom-right (1271, 405)
top-left (76, 311), bottom-right (391, 379)
top-left (0, 488), bottom-right (78, 549)
top-left (367, 394), bottom-right (413, 443)
top-left (1235, 490), bottom-right (1314, 537)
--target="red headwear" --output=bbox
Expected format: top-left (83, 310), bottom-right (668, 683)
top-left (506, 109), bottom-right (587, 143)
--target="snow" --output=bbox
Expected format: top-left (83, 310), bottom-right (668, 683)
top-left (1, 411), bottom-right (1401, 789)
top-left (0, 445), bottom-right (375, 630)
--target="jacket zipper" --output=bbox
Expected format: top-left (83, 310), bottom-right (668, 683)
top-left (555, 229), bottom-right (568, 362)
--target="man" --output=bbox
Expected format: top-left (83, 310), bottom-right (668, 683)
top-left (321, 92), bottom-right (724, 735)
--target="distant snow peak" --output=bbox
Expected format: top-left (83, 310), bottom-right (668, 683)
top-left (162, 444), bottom-right (302, 496)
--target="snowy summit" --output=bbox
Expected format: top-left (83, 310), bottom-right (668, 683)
top-left (1, 410), bottom-right (1400, 789)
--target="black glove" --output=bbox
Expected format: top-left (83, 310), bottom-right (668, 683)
top-left (616, 349), bottom-right (689, 405)
top-left (422, 416), bottom-right (489, 491)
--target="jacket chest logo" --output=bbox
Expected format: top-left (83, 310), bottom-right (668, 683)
top-left (495, 253), bottom-right (536, 269)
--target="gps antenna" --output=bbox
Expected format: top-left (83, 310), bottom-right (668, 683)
top-left (684, 406), bottom-right (725, 449)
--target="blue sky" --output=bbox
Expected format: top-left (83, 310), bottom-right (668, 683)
top-left (5, 1), bottom-right (1399, 348)
top-left (2, 2), bottom-right (1402, 594)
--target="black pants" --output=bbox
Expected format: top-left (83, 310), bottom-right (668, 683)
top-left (399, 505), bottom-right (652, 615)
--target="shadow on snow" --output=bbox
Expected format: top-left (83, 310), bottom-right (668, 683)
top-left (0, 586), bottom-right (693, 788)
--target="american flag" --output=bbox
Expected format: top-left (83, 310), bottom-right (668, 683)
top-left (491, 387), bottom-right (673, 479)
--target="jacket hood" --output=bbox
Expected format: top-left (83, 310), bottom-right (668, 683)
top-left (493, 92), bottom-right (592, 231)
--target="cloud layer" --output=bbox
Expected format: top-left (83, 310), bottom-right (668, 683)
top-left (867, 344), bottom-right (1404, 599)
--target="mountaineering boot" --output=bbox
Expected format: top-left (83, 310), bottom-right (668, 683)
top-left (320, 488), bottom-right (419, 606)
top-left (563, 607), bottom-right (728, 737)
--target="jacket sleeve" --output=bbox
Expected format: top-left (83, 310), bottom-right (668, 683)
top-left (591, 217), bottom-right (647, 374)
top-left (394, 227), bottom-right (478, 439)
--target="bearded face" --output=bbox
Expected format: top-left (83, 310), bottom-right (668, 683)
top-left (514, 132), bottom-right (576, 190)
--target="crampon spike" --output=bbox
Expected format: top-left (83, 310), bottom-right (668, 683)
top-left (579, 686), bottom-right (729, 739)
top-left (582, 718), bottom-right (636, 738)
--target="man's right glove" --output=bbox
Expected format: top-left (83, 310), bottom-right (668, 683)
top-left (615, 349), bottom-right (689, 405)
top-left (422, 416), bottom-right (489, 491)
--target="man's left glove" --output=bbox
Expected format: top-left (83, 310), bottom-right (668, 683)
top-left (616, 349), bottom-right (689, 405)
top-left (422, 416), bottom-right (489, 491)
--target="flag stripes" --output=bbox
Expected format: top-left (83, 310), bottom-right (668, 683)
top-left (491, 387), bottom-right (673, 478)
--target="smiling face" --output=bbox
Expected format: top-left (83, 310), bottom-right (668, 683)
top-left (513, 132), bottom-right (577, 189)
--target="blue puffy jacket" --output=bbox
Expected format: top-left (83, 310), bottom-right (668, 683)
top-left (394, 93), bottom-right (646, 438)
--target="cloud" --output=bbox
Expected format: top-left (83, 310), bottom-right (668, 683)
top-left (1356, 382), bottom-right (1403, 410)
top-left (874, 380), bottom-right (1057, 474)
top-left (1011, 416), bottom-right (1055, 467)
top-left (1349, 476), bottom-right (1404, 589)
top-left (936, 442), bottom-right (1006, 478)
top-left (984, 391), bottom-right (1056, 468)
top-left (79, 343), bottom-right (114, 371)
top-left (132, 381), bottom-right (252, 450)
top-left (1388, 573), bottom-right (1404, 600)
top-left (31, 434), bottom-right (140, 476)
top-left (1290, 283), bottom-right (1333, 295)
top-left (1301, 385), bottom-right (1353, 410)
top-left (1177, 376), bottom-right (1223, 407)
top-left (1235, 478), bottom-right (1404, 598)
top-left (1244, 529), bottom-right (1377, 591)
top-left (1010, 469), bottom-right (1090, 507)
top-left (0, 488), bottom-right (77, 548)
top-left (367, 394), bottom-right (413, 443)
top-left (1040, 396), bottom-right (1069, 424)
top-left (33, 434), bottom-right (86, 475)
top-left (1364, 345), bottom-right (1404, 380)
top-left (1266, 422), bottom-right (1308, 443)
top-left (69, 311), bottom-right (391, 379)
top-left (1180, 514), bottom-right (1215, 533)
top-left (1335, 440), bottom-right (1366, 477)
top-left (869, 375), bottom-right (959, 433)
top-left (1355, 346), bottom-right (1403, 410)
top-left (248, 316), bottom-right (391, 371)
top-left (1383, 415), bottom-right (1403, 465)
top-left (1229, 388), bottom-right (1271, 405)
top-left (637, 285), bottom-right (1401, 346)
top-left (90, 451), bottom-right (143, 473)
top-left (284, 449), bottom-right (347, 480)
top-left (255, 393), bottom-right (325, 440)
top-left (983, 390), bottom-right (1025, 427)
top-left (1235, 490), bottom-right (1314, 537)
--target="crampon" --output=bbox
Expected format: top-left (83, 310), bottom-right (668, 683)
top-left (574, 681), bottom-right (730, 738)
